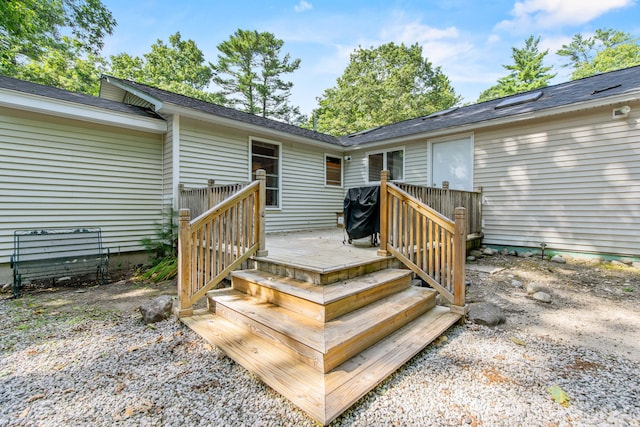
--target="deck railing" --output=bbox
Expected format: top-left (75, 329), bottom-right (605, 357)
top-left (179, 180), bottom-right (249, 219)
top-left (394, 182), bottom-right (482, 236)
top-left (378, 171), bottom-right (468, 314)
top-left (176, 170), bottom-right (267, 317)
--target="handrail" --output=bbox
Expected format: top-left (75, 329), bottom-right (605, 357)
top-left (179, 181), bottom-right (250, 219)
top-left (176, 170), bottom-right (267, 317)
top-left (394, 182), bottom-right (482, 236)
top-left (378, 171), bottom-right (468, 314)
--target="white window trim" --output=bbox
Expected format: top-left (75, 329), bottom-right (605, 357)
top-left (324, 153), bottom-right (343, 188)
top-left (428, 133), bottom-right (474, 190)
top-left (365, 146), bottom-right (406, 183)
top-left (249, 136), bottom-right (282, 210)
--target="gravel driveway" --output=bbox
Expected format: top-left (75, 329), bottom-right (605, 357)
top-left (1, 258), bottom-right (639, 426)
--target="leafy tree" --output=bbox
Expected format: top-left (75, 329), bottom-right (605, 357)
top-left (108, 32), bottom-right (223, 104)
top-left (0, 0), bottom-right (116, 77)
top-left (16, 37), bottom-right (107, 95)
top-left (212, 29), bottom-right (305, 124)
top-left (311, 42), bottom-right (460, 135)
top-left (557, 28), bottom-right (640, 79)
top-left (478, 36), bottom-right (555, 103)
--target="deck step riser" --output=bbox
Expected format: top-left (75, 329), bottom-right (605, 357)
top-left (208, 286), bottom-right (437, 374)
top-left (232, 276), bottom-right (325, 321)
top-left (210, 296), bottom-right (325, 371)
top-left (255, 257), bottom-right (401, 285)
top-left (324, 290), bottom-right (436, 372)
top-left (232, 273), bottom-right (413, 322)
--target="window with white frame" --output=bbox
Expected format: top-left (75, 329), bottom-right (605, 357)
top-left (367, 149), bottom-right (404, 181)
top-left (251, 140), bottom-right (280, 208)
top-left (431, 136), bottom-right (473, 191)
top-left (325, 155), bottom-right (342, 187)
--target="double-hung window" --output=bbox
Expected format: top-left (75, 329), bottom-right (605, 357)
top-left (251, 140), bottom-right (280, 208)
top-left (325, 155), bottom-right (342, 187)
top-left (367, 149), bottom-right (404, 182)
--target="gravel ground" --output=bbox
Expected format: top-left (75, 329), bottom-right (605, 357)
top-left (1, 289), bottom-right (639, 427)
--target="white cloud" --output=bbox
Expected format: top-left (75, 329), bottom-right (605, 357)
top-left (496, 0), bottom-right (635, 31)
top-left (294, 1), bottom-right (312, 13)
top-left (487, 34), bottom-right (501, 44)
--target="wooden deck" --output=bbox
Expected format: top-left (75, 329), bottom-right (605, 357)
top-left (180, 229), bottom-right (463, 425)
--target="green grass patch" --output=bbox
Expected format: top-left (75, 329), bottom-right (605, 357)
top-left (135, 256), bottom-right (178, 283)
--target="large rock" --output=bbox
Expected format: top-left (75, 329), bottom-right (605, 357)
top-left (526, 282), bottom-right (543, 295)
top-left (139, 295), bottom-right (174, 324)
top-left (532, 291), bottom-right (552, 303)
top-left (468, 302), bottom-right (506, 326)
top-left (550, 255), bottom-right (566, 264)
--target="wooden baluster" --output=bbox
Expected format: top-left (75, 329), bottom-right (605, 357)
top-left (256, 169), bottom-right (268, 257)
top-left (377, 170), bottom-right (390, 256)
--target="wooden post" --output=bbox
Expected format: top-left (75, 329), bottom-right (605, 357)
top-left (255, 169), bottom-right (268, 257)
top-left (377, 170), bottom-right (390, 257)
top-left (450, 207), bottom-right (469, 316)
top-left (176, 208), bottom-right (193, 317)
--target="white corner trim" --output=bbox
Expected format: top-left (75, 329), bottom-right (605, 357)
top-left (172, 114), bottom-right (181, 211)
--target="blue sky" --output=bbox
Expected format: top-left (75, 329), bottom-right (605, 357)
top-left (100, 0), bottom-right (640, 116)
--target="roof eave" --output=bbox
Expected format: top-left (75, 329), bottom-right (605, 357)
top-left (160, 102), bottom-right (344, 151)
top-left (0, 87), bottom-right (167, 134)
top-left (345, 91), bottom-right (640, 150)
top-left (102, 76), bottom-right (164, 111)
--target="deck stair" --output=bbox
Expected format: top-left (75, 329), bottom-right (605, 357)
top-left (181, 256), bottom-right (462, 425)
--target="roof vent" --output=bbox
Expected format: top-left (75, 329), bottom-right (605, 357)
top-left (495, 91), bottom-right (543, 109)
top-left (591, 84), bottom-right (621, 95)
top-left (347, 126), bottom-right (382, 138)
top-left (423, 106), bottom-right (459, 119)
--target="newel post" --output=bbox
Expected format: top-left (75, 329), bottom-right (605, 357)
top-left (450, 207), bottom-right (469, 316)
top-left (176, 208), bottom-right (193, 317)
top-left (255, 169), bottom-right (268, 257)
top-left (377, 170), bottom-right (390, 257)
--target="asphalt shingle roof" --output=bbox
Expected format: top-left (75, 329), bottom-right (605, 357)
top-left (103, 76), bottom-right (342, 146)
top-left (0, 75), bottom-right (163, 120)
top-left (4, 65), bottom-right (640, 148)
top-left (338, 65), bottom-right (640, 146)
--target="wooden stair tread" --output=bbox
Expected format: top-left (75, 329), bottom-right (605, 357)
top-left (324, 306), bottom-right (461, 424)
top-left (181, 306), bottom-right (460, 425)
top-left (181, 310), bottom-right (326, 422)
top-left (209, 287), bottom-right (325, 352)
top-left (209, 286), bottom-right (436, 354)
top-left (232, 268), bottom-right (412, 305)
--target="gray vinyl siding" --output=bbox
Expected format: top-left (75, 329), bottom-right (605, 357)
top-left (344, 140), bottom-right (429, 188)
top-left (178, 117), bottom-right (343, 231)
top-left (474, 105), bottom-right (640, 256)
top-left (269, 141), bottom-right (344, 231)
top-left (179, 118), bottom-right (249, 187)
top-left (0, 107), bottom-right (164, 266)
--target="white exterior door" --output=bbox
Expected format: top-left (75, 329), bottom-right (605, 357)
top-left (431, 136), bottom-right (473, 190)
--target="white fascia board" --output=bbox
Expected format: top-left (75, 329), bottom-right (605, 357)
top-left (102, 76), bottom-right (163, 111)
top-left (345, 92), bottom-right (640, 152)
top-left (160, 103), bottom-right (344, 151)
top-left (0, 88), bottom-right (167, 133)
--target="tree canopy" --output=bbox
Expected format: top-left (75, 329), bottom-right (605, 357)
top-left (557, 28), bottom-right (640, 80)
top-left (477, 36), bottom-right (555, 103)
top-left (108, 32), bottom-right (222, 103)
top-left (0, 0), bottom-right (116, 80)
top-left (212, 29), bottom-right (305, 124)
top-left (312, 42), bottom-right (460, 136)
